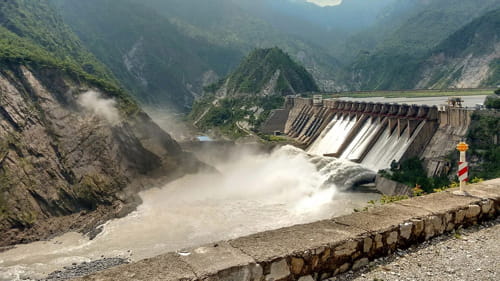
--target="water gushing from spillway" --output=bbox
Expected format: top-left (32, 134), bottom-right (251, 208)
top-left (340, 118), bottom-right (382, 162)
top-left (307, 116), bottom-right (357, 155)
top-left (360, 121), bottom-right (426, 171)
top-left (0, 145), bottom-right (378, 281)
top-left (307, 114), bottom-right (425, 172)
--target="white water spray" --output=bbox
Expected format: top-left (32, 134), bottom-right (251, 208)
top-left (308, 113), bottom-right (426, 172)
top-left (307, 115), bottom-right (357, 155)
top-left (0, 145), bottom-right (378, 281)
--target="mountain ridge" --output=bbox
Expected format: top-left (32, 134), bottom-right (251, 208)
top-left (0, 0), bottom-right (204, 245)
top-left (216, 47), bottom-right (319, 96)
top-left (346, 0), bottom-right (500, 90)
top-left (52, 0), bottom-right (244, 111)
top-left (418, 8), bottom-right (500, 88)
top-left (191, 47), bottom-right (317, 137)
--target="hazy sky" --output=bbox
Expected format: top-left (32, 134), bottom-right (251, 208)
top-left (306, 0), bottom-right (343, 7)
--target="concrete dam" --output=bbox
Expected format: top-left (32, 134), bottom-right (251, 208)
top-left (262, 97), bottom-right (468, 172)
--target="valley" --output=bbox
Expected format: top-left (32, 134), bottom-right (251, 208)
top-left (0, 0), bottom-right (499, 280)
top-left (0, 143), bottom-right (381, 280)
top-left (51, 0), bottom-right (500, 111)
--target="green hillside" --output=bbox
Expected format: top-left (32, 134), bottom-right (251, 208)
top-left (467, 109), bottom-right (500, 179)
top-left (380, 0), bottom-right (500, 56)
top-left (0, 0), bottom-right (137, 112)
top-left (0, 0), bottom-right (113, 81)
top-left (348, 3), bottom-right (500, 90)
top-left (192, 48), bottom-right (317, 136)
top-left (129, 0), bottom-right (344, 91)
top-left (52, 0), bottom-right (243, 111)
top-left (429, 8), bottom-right (500, 87)
top-left (221, 47), bottom-right (319, 95)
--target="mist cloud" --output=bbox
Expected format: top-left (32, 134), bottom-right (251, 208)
top-left (88, 145), bottom-right (378, 259)
top-left (77, 90), bottom-right (120, 125)
top-left (306, 0), bottom-right (342, 7)
top-left (143, 107), bottom-right (192, 142)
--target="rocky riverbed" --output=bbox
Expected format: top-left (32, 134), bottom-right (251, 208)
top-left (333, 217), bottom-right (500, 281)
top-left (41, 258), bottom-right (129, 281)
top-left (39, 215), bottom-right (499, 281)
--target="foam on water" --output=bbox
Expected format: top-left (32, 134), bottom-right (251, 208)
top-left (0, 145), bottom-right (378, 281)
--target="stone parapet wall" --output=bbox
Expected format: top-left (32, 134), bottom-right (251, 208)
top-left (79, 179), bottom-right (500, 281)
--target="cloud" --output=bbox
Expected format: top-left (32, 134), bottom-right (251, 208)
top-left (306, 0), bottom-right (343, 7)
top-left (77, 90), bottom-right (121, 125)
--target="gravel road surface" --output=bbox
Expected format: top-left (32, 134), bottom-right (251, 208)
top-left (334, 217), bottom-right (499, 281)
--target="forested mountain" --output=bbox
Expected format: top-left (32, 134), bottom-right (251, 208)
top-left (235, 0), bottom-right (399, 56)
top-left (0, 0), bottom-right (117, 89)
top-left (51, 0), bottom-right (244, 111)
top-left (347, 0), bottom-right (500, 90)
top-left (49, 0), bottom-right (500, 109)
top-left (190, 48), bottom-right (317, 136)
top-left (417, 8), bottom-right (500, 88)
top-left (213, 47), bottom-right (318, 96)
top-left (0, 0), bottom-right (201, 244)
top-left (53, 0), bottom-right (346, 112)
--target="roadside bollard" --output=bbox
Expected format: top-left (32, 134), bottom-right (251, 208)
top-left (455, 141), bottom-right (469, 194)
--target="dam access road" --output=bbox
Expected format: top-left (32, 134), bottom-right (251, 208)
top-left (335, 217), bottom-right (499, 281)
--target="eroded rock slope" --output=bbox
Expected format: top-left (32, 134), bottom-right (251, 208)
top-left (0, 65), bottom-right (201, 245)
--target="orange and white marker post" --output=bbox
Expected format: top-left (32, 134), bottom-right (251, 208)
top-left (456, 141), bottom-right (469, 193)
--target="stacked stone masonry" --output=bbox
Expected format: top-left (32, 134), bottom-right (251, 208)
top-left (78, 179), bottom-right (500, 281)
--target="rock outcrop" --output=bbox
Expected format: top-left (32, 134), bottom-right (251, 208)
top-left (0, 64), bottom-right (202, 246)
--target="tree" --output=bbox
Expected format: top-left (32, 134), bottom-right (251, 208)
top-left (485, 95), bottom-right (500, 109)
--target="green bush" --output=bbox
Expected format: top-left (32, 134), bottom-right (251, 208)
top-left (192, 93), bottom-right (285, 138)
top-left (381, 157), bottom-right (451, 193)
top-left (467, 112), bottom-right (500, 179)
top-left (484, 95), bottom-right (500, 109)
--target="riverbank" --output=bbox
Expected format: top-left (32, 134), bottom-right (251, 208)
top-left (0, 201), bottom-right (134, 249)
top-left (1, 144), bottom-right (380, 281)
top-left (74, 179), bottom-right (500, 281)
top-left (43, 258), bottom-right (130, 281)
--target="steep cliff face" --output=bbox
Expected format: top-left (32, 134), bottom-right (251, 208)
top-left (351, 6), bottom-right (500, 90)
top-left (0, 64), bottom-right (201, 245)
top-left (416, 8), bottom-right (500, 88)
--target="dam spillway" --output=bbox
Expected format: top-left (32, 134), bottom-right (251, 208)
top-left (262, 97), bottom-right (440, 171)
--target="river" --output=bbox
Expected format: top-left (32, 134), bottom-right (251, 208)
top-left (0, 145), bottom-right (380, 281)
top-left (2, 95), bottom-right (489, 280)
